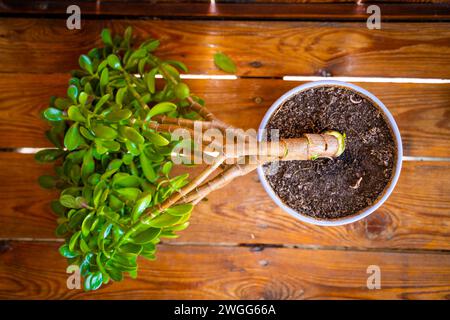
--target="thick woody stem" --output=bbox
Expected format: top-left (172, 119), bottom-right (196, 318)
top-left (184, 156), bottom-right (274, 205)
top-left (224, 131), bottom-right (345, 160)
top-left (178, 131), bottom-right (346, 204)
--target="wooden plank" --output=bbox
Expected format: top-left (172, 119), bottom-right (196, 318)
top-left (0, 241), bottom-right (448, 299)
top-left (1, 153), bottom-right (449, 251)
top-left (0, 74), bottom-right (449, 158)
top-left (1, 19), bottom-right (450, 77)
top-left (1, 1), bottom-right (449, 21)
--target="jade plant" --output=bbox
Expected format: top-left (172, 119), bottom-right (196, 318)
top-left (37, 28), bottom-right (345, 291)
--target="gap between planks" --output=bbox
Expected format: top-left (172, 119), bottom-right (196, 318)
top-left (2, 239), bottom-right (450, 256)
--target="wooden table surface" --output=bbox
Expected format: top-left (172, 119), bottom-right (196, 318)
top-left (0, 1), bottom-right (449, 300)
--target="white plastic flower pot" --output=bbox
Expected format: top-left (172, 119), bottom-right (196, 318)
top-left (257, 80), bottom-right (403, 226)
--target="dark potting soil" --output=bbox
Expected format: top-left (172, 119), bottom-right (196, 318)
top-left (263, 86), bottom-right (396, 220)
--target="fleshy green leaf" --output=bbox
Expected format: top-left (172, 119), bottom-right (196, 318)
top-left (35, 149), bottom-right (64, 163)
top-left (115, 187), bottom-right (141, 202)
top-left (101, 28), bottom-right (113, 46)
top-left (115, 87), bottom-right (127, 106)
top-left (43, 108), bottom-right (64, 122)
top-left (140, 153), bottom-right (156, 182)
top-left (119, 243), bottom-right (142, 255)
top-left (144, 131), bottom-right (169, 146)
top-left (174, 83), bottom-right (190, 100)
top-left (38, 175), bottom-right (56, 189)
top-left (107, 54), bottom-right (122, 70)
top-left (92, 124), bottom-right (118, 140)
top-left (214, 52), bottom-right (237, 73)
top-left (81, 148), bottom-right (95, 182)
top-left (161, 161), bottom-right (173, 176)
top-left (166, 60), bottom-right (188, 72)
top-left (85, 271), bottom-right (103, 291)
top-left (79, 92), bottom-right (88, 106)
top-left (69, 231), bottom-right (81, 252)
top-left (113, 175), bottom-right (141, 188)
top-left (146, 213), bottom-right (184, 228)
top-left (146, 102), bottom-right (177, 120)
top-left (67, 85), bottom-right (79, 103)
top-left (105, 109), bottom-right (132, 122)
top-left (64, 123), bottom-right (83, 151)
top-left (59, 244), bottom-right (78, 258)
top-left (119, 126), bottom-right (144, 145)
top-left (68, 106), bottom-right (86, 122)
top-left (79, 55), bottom-right (94, 75)
top-left (100, 68), bottom-right (109, 89)
top-left (141, 39), bottom-right (160, 52)
top-left (131, 192), bottom-right (152, 222)
top-left (165, 203), bottom-right (193, 216)
top-left (131, 227), bottom-right (160, 245)
top-left (145, 68), bottom-right (158, 94)
top-left (94, 94), bottom-right (111, 113)
top-left (60, 194), bottom-right (79, 208)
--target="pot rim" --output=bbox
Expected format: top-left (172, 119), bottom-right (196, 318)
top-left (256, 80), bottom-right (403, 226)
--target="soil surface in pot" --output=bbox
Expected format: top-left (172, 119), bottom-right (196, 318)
top-left (263, 86), bottom-right (396, 220)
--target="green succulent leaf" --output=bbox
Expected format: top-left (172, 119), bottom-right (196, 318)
top-left (79, 55), bottom-right (94, 75)
top-left (113, 174), bottom-right (141, 188)
top-left (84, 271), bottom-right (103, 291)
top-left (100, 68), bottom-right (109, 89)
top-left (92, 124), bottom-right (118, 140)
top-left (115, 87), bottom-right (127, 106)
top-left (43, 107), bottom-right (64, 122)
top-left (67, 85), bottom-right (79, 103)
top-left (35, 149), bottom-right (64, 163)
top-left (140, 152), bottom-right (156, 182)
top-left (131, 227), bottom-right (161, 245)
top-left (146, 213), bottom-right (185, 228)
top-left (144, 131), bottom-right (170, 146)
top-left (165, 203), bottom-right (194, 216)
top-left (79, 92), bottom-right (88, 106)
top-left (119, 126), bottom-right (144, 145)
top-left (101, 28), bottom-right (113, 46)
top-left (141, 39), bottom-right (160, 52)
top-left (131, 192), bottom-right (152, 222)
top-left (146, 102), bottom-right (177, 120)
top-left (214, 52), bottom-right (237, 73)
top-left (60, 194), bottom-right (79, 208)
top-left (145, 68), bottom-right (158, 94)
top-left (38, 175), bottom-right (57, 189)
top-left (174, 83), bottom-right (190, 100)
top-left (68, 106), bottom-right (86, 122)
top-left (81, 148), bottom-right (95, 182)
top-left (59, 244), bottom-right (78, 258)
top-left (64, 123), bottom-right (83, 151)
top-left (107, 54), bottom-right (122, 70)
top-left (94, 94), bottom-right (111, 113)
top-left (105, 109), bottom-right (132, 122)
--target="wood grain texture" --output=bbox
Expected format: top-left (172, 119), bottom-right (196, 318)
top-left (1, 74), bottom-right (449, 157)
top-left (1, 19), bottom-right (450, 77)
top-left (1, 153), bottom-right (449, 251)
top-left (1, 1), bottom-right (449, 20)
top-left (0, 241), bottom-right (448, 299)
